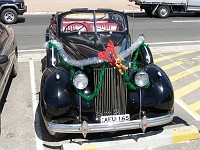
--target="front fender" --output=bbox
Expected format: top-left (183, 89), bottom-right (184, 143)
top-left (0, 4), bottom-right (19, 13)
top-left (127, 64), bottom-right (174, 118)
top-left (142, 64), bottom-right (174, 115)
top-left (40, 68), bottom-right (72, 118)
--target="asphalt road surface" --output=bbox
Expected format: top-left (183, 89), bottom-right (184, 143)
top-left (0, 13), bottom-right (200, 150)
top-left (10, 12), bottom-right (200, 50)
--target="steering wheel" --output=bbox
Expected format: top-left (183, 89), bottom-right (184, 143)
top-left (64, 22), bottom-right (88, 32)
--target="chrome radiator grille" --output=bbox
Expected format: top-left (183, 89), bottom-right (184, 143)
top-left (94, 67), bottom-right (127, 119)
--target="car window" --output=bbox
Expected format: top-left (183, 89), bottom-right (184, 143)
top-left (0, 24), bottom-right (8, 51)
top-left (62, 12), bottom-right (127, 33)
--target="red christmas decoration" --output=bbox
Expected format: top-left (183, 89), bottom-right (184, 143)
top-left (98, 40), bottom-right (128, 75)
top-left (98, 40), bottom-right (117, 65)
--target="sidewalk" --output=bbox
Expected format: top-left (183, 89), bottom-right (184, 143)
top-left (24, 0), bottom-right (140, 13)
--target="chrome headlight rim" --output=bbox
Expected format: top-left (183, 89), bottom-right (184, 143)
top-left (134, 71), bottom-right (149, 87)
top-left (72, 73), bottom-right (88, 90)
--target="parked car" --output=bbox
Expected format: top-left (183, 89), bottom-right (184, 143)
top-left (129, 0), bottom-right (200, 18)
top-left (0, 22), bottom-right (18, 101)
top-left (0, 0), bottom-right (27, 24)
top-left (40, 8), bottom-right (174, 138)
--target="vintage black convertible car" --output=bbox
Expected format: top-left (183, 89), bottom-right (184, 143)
top-left (40, 8), bottom-right (174, 138)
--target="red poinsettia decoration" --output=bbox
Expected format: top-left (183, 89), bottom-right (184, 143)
top-left (98, 40), bottom-right (117, 65)
top-left (98, 40), bottom-right (128, 74)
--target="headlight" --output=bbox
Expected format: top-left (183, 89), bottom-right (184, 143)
top-left (73, 73), bottom-right (88, 89)
top-left (134, 71), bottom-right (149, 87)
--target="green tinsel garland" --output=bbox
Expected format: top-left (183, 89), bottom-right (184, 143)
top-left (48, 41), bottom-right (107, 101)
top-left (122, 42), bottom-right (151, 90)
top-left (47, 42), bottom-right (76, 80)
top-left (60, 55), bottom-right (107, 101)
top-left (47, 41), bottom-right (150, 101)
top-left (77, 62), bottom-right (106, 100)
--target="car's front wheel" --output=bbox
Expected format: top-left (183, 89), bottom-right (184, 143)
top-left (1, 8), bottom-right (18, 24)
top-left (157, 6), bottom-right (170, 18)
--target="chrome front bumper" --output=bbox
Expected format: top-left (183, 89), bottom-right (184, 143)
top-left (45, 113), bottom-right (173, 137)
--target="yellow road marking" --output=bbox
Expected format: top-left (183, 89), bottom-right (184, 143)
top-left (161, 61), bottom-right (183, 71)
top-left (174, 79), bottom-right (200, 98)
top-left (154, 51), bottom-right (194, 63)
top-left (175, 79), bottom-right (200, 121)
top-left (172, 125), bottom-right (199, 143)
top-left (189, 101), bottom-right (200, 111)
top-left (170, 65), bottom-right (200, 82)
top-left (175, 98), bottom-right (200, 121)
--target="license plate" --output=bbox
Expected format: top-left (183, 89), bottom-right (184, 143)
top-left (101, 114), bottom-right (130, 123)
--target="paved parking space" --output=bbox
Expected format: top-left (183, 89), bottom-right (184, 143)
top-left (155, 51), bottom-right (200, 121)
top-left (0, 50), bottom-right (200, 150)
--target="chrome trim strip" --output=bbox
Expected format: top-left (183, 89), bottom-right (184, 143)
top-left (45, 113), bottom-right (173, 134)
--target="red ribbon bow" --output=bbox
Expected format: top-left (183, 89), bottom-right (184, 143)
top-left (98, 40), bottom-right (128, 75)
top-left (98, 40), bottom-right (117, 65)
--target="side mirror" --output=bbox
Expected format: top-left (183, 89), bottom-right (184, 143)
top-left (0, 55), bottom-right (8, 64)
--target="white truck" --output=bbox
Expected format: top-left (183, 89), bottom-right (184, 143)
top-left (129, 0), bottom-right (200, 18)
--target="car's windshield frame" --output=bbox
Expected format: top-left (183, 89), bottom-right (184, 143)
top-left (56, 9), bottom-right (129, 38)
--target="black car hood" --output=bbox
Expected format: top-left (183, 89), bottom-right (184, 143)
top-left (62, 34), bottom-right (125, 60)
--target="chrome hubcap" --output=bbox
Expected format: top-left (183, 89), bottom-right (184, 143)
top-left (4, 12), bottom-right (14, 22)
top-left (160, 9), bottom-right (168, 16)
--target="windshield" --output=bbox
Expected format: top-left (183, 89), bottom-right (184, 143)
top-left (65, 33), bottom-right (124, 51)
top-left (62, 11), bottom-right (127, 33)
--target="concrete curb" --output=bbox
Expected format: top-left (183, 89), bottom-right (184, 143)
top-left (61, 125), bottom-right (199, 150)
top-left (23, 9), bottom-right (142, 15)
top-left (150, 44), bottom-right (200, 53)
